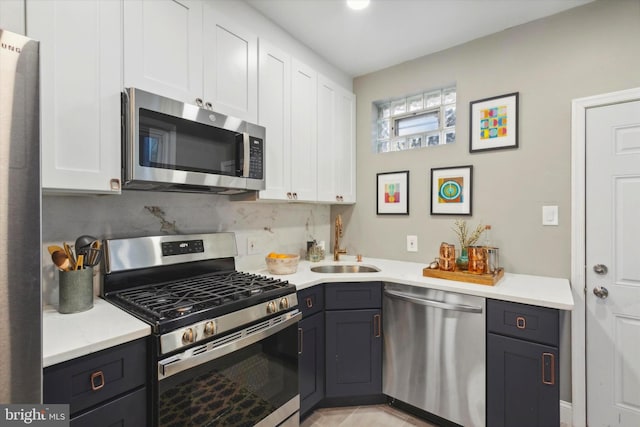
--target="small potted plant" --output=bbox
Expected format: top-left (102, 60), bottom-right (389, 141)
top-left (452, 219), bottom-right (485, 270)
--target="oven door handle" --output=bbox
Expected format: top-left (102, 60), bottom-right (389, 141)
top-left (158, 310), bottom-right (301, 380)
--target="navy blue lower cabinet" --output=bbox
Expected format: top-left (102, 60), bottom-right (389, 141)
top-left (486, 299), bottom-right (560, 427)
top-left (43, 338), bottom-right (148, 426)
top-left (299, 311), bottom-right (325, 416)
top-left (325, 309), bottom-right (382, 398)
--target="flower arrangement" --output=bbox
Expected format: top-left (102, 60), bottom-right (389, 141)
top-left (452, 219), bottom-right (485, 249)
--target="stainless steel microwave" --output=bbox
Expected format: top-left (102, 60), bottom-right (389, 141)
top-left (122, 88), bottom-right (265, 194)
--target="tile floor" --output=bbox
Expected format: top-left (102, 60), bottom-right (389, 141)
top-left (300, 405), bottom-right (439, 427)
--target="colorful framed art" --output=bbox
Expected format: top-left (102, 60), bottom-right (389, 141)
top-left (469, 92), bottom-right (519, 152)
top-left (430, 165), bottom-right (473, 216)
top-left (376, 171), bottom-right (409, 215)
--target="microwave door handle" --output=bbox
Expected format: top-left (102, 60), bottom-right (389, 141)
top-left (242, 132), bottom-right (250, 177)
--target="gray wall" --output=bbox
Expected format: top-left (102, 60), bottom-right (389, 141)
top-left (335, 0), bottom-right (640, 402)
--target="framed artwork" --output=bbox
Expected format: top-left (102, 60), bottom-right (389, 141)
top-left (469, 92), bottom-right (519, 152)
top-left (430, 165), bottom-right (473, 215)
top-left (376, 171), bottom-right (409, 215)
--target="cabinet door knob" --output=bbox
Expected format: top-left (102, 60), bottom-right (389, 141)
top-left (374, 314), bottom-right (381, 337)
top-left (306, 297), bottom-right (313, 308)
top-left (516, 316), bottom-right (526, 329)
top-left (90, 371), bottom-right (105, 391)
top-left (195, 98), bottom-right (204, 107)
top-left (109, 179), bottom-right (120, 191)
top-left (287, 192), bottom-right (293, 199)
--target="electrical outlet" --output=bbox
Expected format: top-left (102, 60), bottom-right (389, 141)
top-left (406, 235), bottom-right (418, 252)
top-left (247, 236), bottom-right (261, 255)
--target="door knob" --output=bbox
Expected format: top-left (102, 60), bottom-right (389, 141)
top-left (593, 264), bottom-right (608, 275)
top-left (593, 286), bottom-right (609, 299)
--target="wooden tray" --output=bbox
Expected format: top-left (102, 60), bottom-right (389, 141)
top-left (422, 267), bottom-right (504, 286)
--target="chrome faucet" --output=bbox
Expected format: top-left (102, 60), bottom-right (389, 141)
top-left (334, 214), bottom-right (347, 261)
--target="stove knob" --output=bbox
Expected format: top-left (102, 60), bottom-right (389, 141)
top-left (203, 321), bottom-right (216, 337)
top-left (182, 328), bottom-right (195, 344)
top-left (266, 301), bottom-right (278, 314)
top-left (279, 298), bottom-right (290, 310)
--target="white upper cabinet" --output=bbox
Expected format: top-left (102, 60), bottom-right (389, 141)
top-left (316, 74), bottom-right (337, 202)
top-left (203, 4), bottom-right (258, 123)
top-left (317, 75), bottom-right (356, 204)
top-left (0, 0), bottom-right (25, 34)
top-left (123, 0), bottom-right (257, 122)
top-left (335, 87), bottom-right (356, 203)
top-left (290, 59), bottom-right (318, 202)
top-left (28, 0), bottom-right (122, 194)
top-left (123, 0), bottom-right (203, 103)
top-left (257, 40), bottom-right (291, 201)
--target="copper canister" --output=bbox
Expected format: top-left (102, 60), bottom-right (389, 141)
top-left (438, 242), bottom-right (456, 271)
top-left (439, 242), bottom-right (455, 259)
top-left (467, 246), bottom-right (487, 274)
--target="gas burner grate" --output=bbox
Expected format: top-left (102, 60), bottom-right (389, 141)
top-left (110, 271), bottom-right (288, 321)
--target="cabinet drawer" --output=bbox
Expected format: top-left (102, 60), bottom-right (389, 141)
top-left (71, 387), bottom-right (147, 427)
top-left (44, 338), bottom-right (147, 416)
top-left (298, 285), bottom-right (324, 317)
top-left (487, 300), bottom-right (559, 346)
top-left (325, 282), bottom-right (382, 310)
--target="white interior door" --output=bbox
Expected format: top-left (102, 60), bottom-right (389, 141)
top-left (586, 100), bottom-right (640, 426)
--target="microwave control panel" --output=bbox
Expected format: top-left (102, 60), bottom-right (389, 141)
top-left (248, 137), bottom-right (264, 179)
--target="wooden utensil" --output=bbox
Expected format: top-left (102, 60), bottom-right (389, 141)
top-left (63, 242), bottom-right (76, 268)
top-left (74, 254), bottom-right (84, 270)
top-left (47, 245), bottom-right (64, 256)
top-left (51, 251), bottom-right (71, 271)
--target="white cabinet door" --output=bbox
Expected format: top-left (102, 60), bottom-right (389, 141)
top-left (290, 59), bottom-right (317, 202)
top-left (316, 74), bottom-right (337, 203)
top-left (123, 0), bottom-right (203, 103)
top-left (0, 0), bottom-right (25, 34)
top-left (257, 40), bottom-right (291, 201)
top-left (335, 87), bottom-right (356, 203)
top-left (28, 0), bottom-right (122, 194)
top-left (316, 75), bottom-right (356, 204)
top-left (203, 5), bottom-right (257, 123)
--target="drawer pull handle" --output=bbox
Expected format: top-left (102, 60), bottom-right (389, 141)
top-left (374, 314), bottom-right (381, 338)
top-left (298, 328), bottom-right (303, 354)
top-left (306, 297), bottom-right (313, 308)
top-left (90, 371), bottom-right (105, 391)
top-left (542, 352), bottom-right (555, 385)
top-left (516, 316), bottom-right (526, 329)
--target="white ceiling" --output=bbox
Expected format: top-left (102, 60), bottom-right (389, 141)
top-left (245, 0), bottom-right (594, 77)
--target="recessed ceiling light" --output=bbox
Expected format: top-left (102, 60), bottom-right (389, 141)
top-left (347, 0), bottom-right (370, 11)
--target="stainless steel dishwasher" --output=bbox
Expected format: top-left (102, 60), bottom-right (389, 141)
top-left (383, 282), bottom-right (485, 427)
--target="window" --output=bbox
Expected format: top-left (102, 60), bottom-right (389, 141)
top-left (373, 86), bottom-right (456, 153)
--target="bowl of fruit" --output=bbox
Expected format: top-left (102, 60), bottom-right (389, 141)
top-left (265, 252), bottom-right (300, 275)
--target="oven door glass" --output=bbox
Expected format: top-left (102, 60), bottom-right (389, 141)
top-left (157, 322), bottom-right (298, 427)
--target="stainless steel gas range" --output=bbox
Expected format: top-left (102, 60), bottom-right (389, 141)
top-left (102, 232), bottom-right (300, 427)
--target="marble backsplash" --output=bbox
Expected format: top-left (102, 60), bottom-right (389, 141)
top-left (42, 191), bottom-right (330, 307)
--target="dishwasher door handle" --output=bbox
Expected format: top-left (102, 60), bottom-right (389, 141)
top-left (384, 289), bottom-right (483, 313)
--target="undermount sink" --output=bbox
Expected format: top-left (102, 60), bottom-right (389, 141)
top-left (310, 264), bottom-right (381, 274)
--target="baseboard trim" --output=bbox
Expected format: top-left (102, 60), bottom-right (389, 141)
top-left (560, 400), bottom-right (572, 427)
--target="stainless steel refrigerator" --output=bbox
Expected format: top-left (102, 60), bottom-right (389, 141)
top-left (0, 28), bottom-right (41, 403)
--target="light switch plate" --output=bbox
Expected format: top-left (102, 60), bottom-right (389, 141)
top-left (406, 235), bottom-right (418, 252)
top-left (542, 205), bottom-right (559, 226)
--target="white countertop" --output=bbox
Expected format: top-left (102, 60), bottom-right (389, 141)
top-left (254, 256), bottom-right (574, 311)
top-left (42, 298), bottom-right (151, 368)
top-left (42, 255), bottom-right (573, 367)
